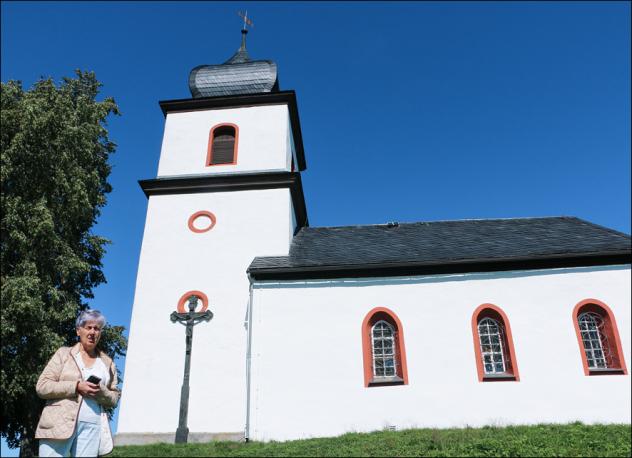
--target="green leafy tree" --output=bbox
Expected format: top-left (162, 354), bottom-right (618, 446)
top-left (1, 71), bottom-right (127, 456)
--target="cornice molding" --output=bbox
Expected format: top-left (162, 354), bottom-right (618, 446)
top-left (139, 171), bottom-right (309, 228)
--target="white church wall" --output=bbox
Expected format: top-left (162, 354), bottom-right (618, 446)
top-left (157, 104), bottom-right (294, 177)
top-left (289, 203), bottom-right (297, 244)
top-left (117, 188), bottom-right (294, 437)
top-left (248, 265), bottom-right (631, 441)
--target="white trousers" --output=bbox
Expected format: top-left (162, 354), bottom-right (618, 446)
top-left (39, 421), bottom-right (101, 457)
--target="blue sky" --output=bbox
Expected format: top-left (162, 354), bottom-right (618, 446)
top-left (1, 1), bottom-right (630, 453)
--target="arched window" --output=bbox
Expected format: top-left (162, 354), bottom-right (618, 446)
top-left (361, 307), bottom-right (408, 387)
top-left (207, 123), bottom-right (238, 166)
top-left (372, 320), bottom-right (397, 377)
top-left (477, 317), bottom-right (509, 375)
top-left (471, 304), bottom-right (520, 382)
top-left (573, 299), bottom-right (627, 376)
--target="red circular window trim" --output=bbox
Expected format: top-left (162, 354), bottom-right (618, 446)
top-left (188, 211), bottom-right (216, 233)
top-left (177, 290), bottom-right (209, 313)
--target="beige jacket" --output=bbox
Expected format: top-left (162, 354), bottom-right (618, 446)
top-left (35, 343), bottom-right (119, 441)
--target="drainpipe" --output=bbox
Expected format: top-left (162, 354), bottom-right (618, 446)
top-left (244, 275), bottom-right (254, 442)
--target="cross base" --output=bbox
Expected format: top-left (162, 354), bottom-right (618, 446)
top-left (175, 426), bottom-right (189, 444)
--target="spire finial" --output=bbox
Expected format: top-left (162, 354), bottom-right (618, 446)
top-left (236, 11), bottom-right (253, 51)
top-left (240, 28), bottom-right (247, 50)
top-left (223, 11), bottom-right (256, 64)
top-left (237, 10), bottom-right (254, 32)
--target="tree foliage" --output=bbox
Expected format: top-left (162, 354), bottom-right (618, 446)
top-left (0, 71), bottom-right (126, 454)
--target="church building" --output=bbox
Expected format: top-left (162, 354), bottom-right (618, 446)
top-left (116, 30), bottom-right (631, 445)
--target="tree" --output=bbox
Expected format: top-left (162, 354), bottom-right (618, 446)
top-left (1, 71), bottom-right (127, 456)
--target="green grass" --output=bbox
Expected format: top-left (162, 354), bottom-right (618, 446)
top-left (111, 423), bottom-right (631, 457)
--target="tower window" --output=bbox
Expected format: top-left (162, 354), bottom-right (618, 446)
top-left (573, 299), bottom-right (627, 375)
top-left (471, 304), bottom-right (520, 382)
top-left (207, 123), bottom-right (238, 166)
top-left (361, 307), bottom-right (409, 387)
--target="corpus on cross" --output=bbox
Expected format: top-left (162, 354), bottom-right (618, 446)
top-left (170, 294), bottom-right (213, 444)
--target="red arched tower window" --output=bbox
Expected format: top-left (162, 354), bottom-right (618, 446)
top-left (206, 123), bottom-right (238, 166)
top-left (573, 299), bottom-right (627, 376)
top-left (361, 307), bottom-right (409, 387)
top-left (471, 304), bottom-right (520, 382)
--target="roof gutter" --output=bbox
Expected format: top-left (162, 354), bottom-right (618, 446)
top-left (244, 275), bottom-right (254, 442)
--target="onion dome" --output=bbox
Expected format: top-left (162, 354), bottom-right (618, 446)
top-left (188, 30), bottom-right (279, 98)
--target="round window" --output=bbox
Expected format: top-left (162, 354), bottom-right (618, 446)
top-left (187, 211), bottom-right (217, 233)
top-left (176, 290), bottom-right (209, 313)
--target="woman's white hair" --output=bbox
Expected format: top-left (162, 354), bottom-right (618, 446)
top-left (76, 309), bottom-right (106, 329)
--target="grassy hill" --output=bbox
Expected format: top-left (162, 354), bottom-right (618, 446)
top-left (112, 423), bottom-right (631, 457)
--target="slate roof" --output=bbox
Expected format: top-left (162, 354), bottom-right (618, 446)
top-left (248, 217), bottom-right (631, 279)
top-left (189, 31), bottom-right (278, 98)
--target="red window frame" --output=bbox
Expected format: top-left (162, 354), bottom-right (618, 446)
top-left (361, 307), bottom-right (409, 387)
top-left (187, 211), bottom-right (217, 233)
top-left (471, 303), bottom-right (520, 382)
top-left (572, 298), bottom-right (628, 376)
top-left (206, 123), bottom-right (239, 166)
top-left (176, 290), bottom-right (209, 313)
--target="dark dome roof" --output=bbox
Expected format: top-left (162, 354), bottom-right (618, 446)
top-left (188, 30), bottom-right (278, 98)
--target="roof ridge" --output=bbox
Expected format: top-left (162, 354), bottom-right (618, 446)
top-left (299, 216), bottom-right (574, 232)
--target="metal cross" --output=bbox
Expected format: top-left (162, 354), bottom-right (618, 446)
top-left (237, 10), bottom-right (254, 31)
top-left (170, 295), bottom-right (213, 444)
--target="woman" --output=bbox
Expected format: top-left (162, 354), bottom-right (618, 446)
top-left (35, 310), bottom-right (119, 457)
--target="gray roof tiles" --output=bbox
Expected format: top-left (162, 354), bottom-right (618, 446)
top-left (189, 60), bottom-right (278, 98)
top-left (249, 217), bottom-right (631, 275)
top-left (188, 32), bottom-right (278, 98)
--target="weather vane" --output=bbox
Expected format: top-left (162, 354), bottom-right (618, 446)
top-left (237, 10), bottom-right (254, 32)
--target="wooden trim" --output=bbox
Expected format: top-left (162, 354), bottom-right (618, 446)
top-left (471, 303), bottom-right (520, 382)
top-left (177, 290), bottom-right (209, 313)
top-left (187, 211), bottom-right (217, 233)
top-left (206, 123), bottom-right (239, 167)
top-left (572, 298), bottom-right (628, 376)
top-left (361, 307), bottom-right (409, 388)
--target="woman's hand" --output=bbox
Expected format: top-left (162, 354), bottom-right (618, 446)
top-left (76, 381), bottom-right (101, 398)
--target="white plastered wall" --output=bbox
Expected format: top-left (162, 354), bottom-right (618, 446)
top-left (248, 265), bottom-right (631, 441)
top-left (118, 188), bottom-right (294, 435)
top-left (157, 104), bottom-right (293, 177)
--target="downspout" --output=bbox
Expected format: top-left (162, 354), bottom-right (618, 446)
top-left (244, 274), bottom-right (254, 442)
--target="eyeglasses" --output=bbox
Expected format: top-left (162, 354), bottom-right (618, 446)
top-left (81, 325), bottom-right (102, 332)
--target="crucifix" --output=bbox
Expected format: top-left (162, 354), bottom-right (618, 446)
top-left (170, 294), bottom-right (213, 444)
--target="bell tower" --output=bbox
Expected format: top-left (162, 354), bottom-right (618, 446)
top-left (116, 28), bottom-right (308, 444)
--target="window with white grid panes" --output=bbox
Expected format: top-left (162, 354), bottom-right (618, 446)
top-left (573, 301), bottom-right (626, 376)
top-left (477, 317), bottom-right (507, 374)
top-left (578, 312), bottom-right (610, 369)
top-left (371, 320), bottom-right (397, 377)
